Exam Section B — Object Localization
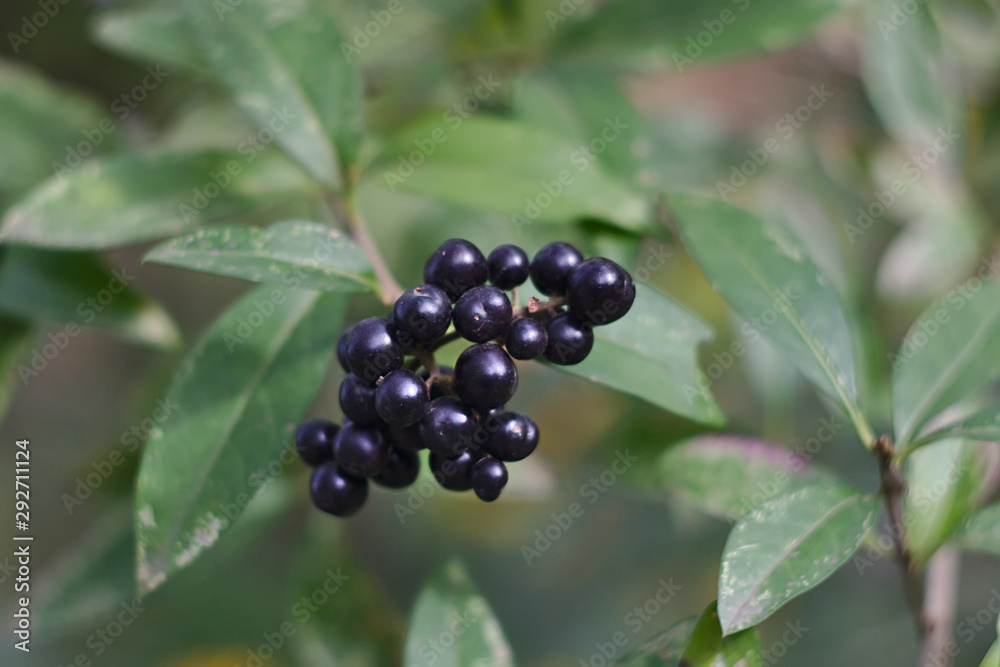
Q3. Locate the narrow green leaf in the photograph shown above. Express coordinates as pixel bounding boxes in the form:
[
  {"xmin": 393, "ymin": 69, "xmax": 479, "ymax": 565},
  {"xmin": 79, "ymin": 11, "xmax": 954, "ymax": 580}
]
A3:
[
  {"xmin": 1, "ymin": 150, "xmax": 311, "ymax": 250},
  {"xmin": 91, "ymin": 4, "xmax": 207, "ymax": 74},
  {"xmin": 891, "ymin": 278, "xmax": 1000, "ymax": 447},
  {"xmin": 912, "ymin": 407, "xmax": 1000, "ymax": 450},
  {"xmin": 0, "ymin": 316, "xmax": 33, "ymax": 421},
  {"xmin": 135, "ymin": 285, "xmax": 346, "ymax": 596},
  {"xmin": 404, "ymin": 561, "xmax": 515, "ymax": 667},
  {"xmin": 555, "ymin": 283, "xmax": 723, "ymax": 426},
  {"xmin": 956, "ymin": 504, "xmax": 1000, "ymax": 557},
  {"xmin": 659, "ymin": 435, "xmax": 835, "ymax": 521},
  {"xmin": 145, "ymin": 221, "xmax": 376, "ymax": 292},
  {"xmin": 381, "ymin": 115, "xmax": 649, "ymax": 230},
  {"xmin": 612, "ymin": 617, "xmax": 697, "ymax": 667},
  {"xmin": 670, "ymin": 193, "xmax": 866, "ymax": 437},
  {"xmin": 681, "ymin": 601, "xmax": 762, "ymax": 667},
  {"xmin": 0, "ymin": 248, "xmax": 179, "ymax": 348},
  {"xmin": 181, "ymin": 0, "xmax": 364, "ymax": 188},
  {"xmin": 718, "ymin": 484, "xmax": 878, "ymax": 635},
  {"xmin": 982, "ymin": 618, "xmax": 1000, "ymax": 667}
]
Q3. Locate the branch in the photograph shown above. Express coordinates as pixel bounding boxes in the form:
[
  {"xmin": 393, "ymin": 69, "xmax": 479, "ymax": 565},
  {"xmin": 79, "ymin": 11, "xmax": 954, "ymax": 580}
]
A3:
[
  {"xmin": 325, "ymin": 193, "xmax": 404, "ymax": 305},
  {"xmin": 919, "ymin": 546, "xmax": 961, "ymax": 667}
]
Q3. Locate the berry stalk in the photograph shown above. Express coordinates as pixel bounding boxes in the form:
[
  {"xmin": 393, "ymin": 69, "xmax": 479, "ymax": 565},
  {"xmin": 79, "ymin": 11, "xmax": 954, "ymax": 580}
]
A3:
[{"xmin": 325, "ymin": 192, "xmax": 404, "ymax": 305}]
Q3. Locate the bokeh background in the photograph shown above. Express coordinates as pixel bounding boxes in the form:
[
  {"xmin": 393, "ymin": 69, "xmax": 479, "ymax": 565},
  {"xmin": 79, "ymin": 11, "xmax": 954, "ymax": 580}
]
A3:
[{"xmin": 1, "ymin": 0, "xmax": 1000, "ymax": 665}]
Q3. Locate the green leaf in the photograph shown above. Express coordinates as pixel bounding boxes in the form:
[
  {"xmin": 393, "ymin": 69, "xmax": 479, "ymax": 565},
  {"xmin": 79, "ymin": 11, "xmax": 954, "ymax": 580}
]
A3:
[
  {"xmin": 904, "ymin": 439, "xmax": 992, "ymax": 562},
  {"xmin": 0, "ymin": 248, "xmax": 180, "ymax": 348},
  {"xmin": 145, "ymin": 220, "xmax": 376, "ymax": 292},
  {"xmin": 404, "ymin": 561, "xmax": 515, "ymax": 667},
  {"xmin": 91, "ymin": 4, "xmax": 207, "ymax": 74},
  {"xmin": 955, "ymin": 504, "xmax": 1000, "ymax": 557},
  {"xmin": 1, "ymin": 150, "xmax": 311, "ymax": 250},
  {"xmin": 912, "ymin": 406, "xmax": 1000, "ymax": 449},
  {"xmin": 681, "ymin": 601, "xmax": 762, "ymax": 667},
  {"xmin": 0, "ymin": 316, "xmax": 33, "ymax": 421},
  {"xmin": 181, "ymin": 0, "xmax": 363, "ymax": 189},
  {"xmin": 669, "ymin": 193, "xmax": 867, "ymax": 438},
  {"xmin": 555, "ymin": 283, "xmax": 723, "ymax": 426},
  {"xmin": 612, "ymin": 617, "xmax": 697, "ymax": 667},
  {"xmin": 891, "ymin": 278, "xmax": 1000, "ymax": 448},
  {"xmin": 659, "ymin": 435, "xmax": 834, "ymax": 521},
  {"xmin": 381, "ymin": 115, "xmax": 648, "ymax": 230},
  {"xmin": 718, "ymin": 484, "xmax": 878, "ymax": 635},
  {"xmin": 135, "ymin": 285, "xmax": 346, "ymax": 596},
  {"xmin": 982, "ymin": 618, "xmax": 1000, "ymax": 667}
]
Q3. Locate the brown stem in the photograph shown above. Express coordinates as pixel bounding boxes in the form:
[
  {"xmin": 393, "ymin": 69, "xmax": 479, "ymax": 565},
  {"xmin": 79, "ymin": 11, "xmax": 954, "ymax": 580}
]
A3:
[{"xmin": 325, "ymin": 193, "xmax": 404, "ymax": 305}]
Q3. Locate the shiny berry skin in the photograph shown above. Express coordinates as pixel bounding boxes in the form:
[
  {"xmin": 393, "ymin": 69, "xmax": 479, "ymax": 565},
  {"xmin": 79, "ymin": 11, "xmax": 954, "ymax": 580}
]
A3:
[
  {"xmin": 453, "ymin": 343, "xmax": 518, "ymax": 409},
  {"xmin": 471, "ymin": 457, "xmax": 508, "ymax": 502},
  {"xmin": 375, "ymin": 369, "xmax": 429, "ymax": 426},
  {"xmin": 544, "ymin": 313, "xmax": 594, "ymax": 365},
  {"xmin": 336, "ymin": 325, "xmax": 354, "ymax": 372},
  {"xmin": 310, "ymin": 462, "xmax": 368, "ymax": 517},
  {"xmin": 504, "ymin": 317, "xmax": 548, "ymax": 360},
  {"xmin": 333, "ymin": 422, "xmax": 391, "ymax": 478},
  {"xmin": 567, "ymin": 257, "xmax": 636, "ymax": 325},
  {"xmin": 373, "ymin": 447, "xmax": 421, "ymax": 489},
  {"xmin": 453, "ymin": 286, "xmax": 513, "ymax": 343},
  {"xmin": 429, "ymin": 449, "xmax": 484, "ymax": 491},
  {"xmin": 347, "ymin": 317, "xmax": 404, "ymax": 385},
  {"xmin": 424, "ymin": 239, "xmax": 488, "ymax": 301},
  {"xmin": 339, "ymin": 374, "xmax": 379, "ymax": 424},
  {"xmin": 487, "ymin": 244, "xmax": 530, "ymax": 290},
  {"xmin": 530, "ymin": 242, "xmax": 583, "ymax": 296},
  {"xmin": 295, "ymin": 418, "xmax": 339, "ymax": 466},
  {"xmin": 419, "ymin": 396, "xmax": 478, "ymax": 456},
  {"xmin": 392, "ymin": 284, "xmax": 452, "ymax": 345},
  {"xmin": 385, "ymin": 423, "xmax": 425, "ymax": 451},
  {"xmin": 483, "ymin": 410, "xmax": 539, "ymax": 461}
]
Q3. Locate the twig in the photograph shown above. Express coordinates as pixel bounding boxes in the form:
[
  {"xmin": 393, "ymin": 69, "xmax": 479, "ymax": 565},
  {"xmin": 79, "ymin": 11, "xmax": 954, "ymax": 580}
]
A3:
[
  {"xmin": 325, "ymin": 193, "xmax": 404, "ymax": 305},
  {"xmin": 919, "ymin": 546, "xmax": 961, "ymax": 667}
]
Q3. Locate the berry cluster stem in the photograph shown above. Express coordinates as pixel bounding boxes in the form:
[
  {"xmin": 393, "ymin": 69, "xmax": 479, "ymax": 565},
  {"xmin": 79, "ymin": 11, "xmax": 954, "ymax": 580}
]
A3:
[{"xmin": 325, "ymin": 192, "xmax": 404, "ymax": 305}]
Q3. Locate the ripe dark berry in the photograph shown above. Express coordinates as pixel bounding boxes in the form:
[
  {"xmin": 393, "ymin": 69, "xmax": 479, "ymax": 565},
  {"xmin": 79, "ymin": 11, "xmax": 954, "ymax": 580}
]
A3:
[
  {"xmin": 339, "ymin": 374, "xmax": 379, "ymax": 424},
  {"xmin": 504, "ymin": 317, "xmax": 548, "ymax": 360},
  {"xmin": 424, "ymin": 239, "xmax": 488, "ymax": 301},
  {"xmin": 429, "ymin": 449, "xmax": 484, "ymax": 491},
  {"xmin": 567, "ymin": 257, "xmax": 636, "ymax": 325},
  {"xmin": 333, "ymin": 422, "xmax": 391, "ymax": 478},
  {"xmin": 453, "ymin": 343, "xmax": 518, "ymax": 409},
  {"xmin": 530, "ymin": 242, "xmax": 583, "ymax": 296},
  {"xmin": 419, "ymin": 396, "xmax": 478, "ymax": 456},
  {"xmin": 392, "ymin": 284, "xmax": 452, "ymax": 344},
  {"xmin": 487, "ymin": 244, "xmax": 530, "ymax": 290},
  {"xmin": 544, "ymin": 313, "xmax": 594, "ymax": 365},
  {"xmin": 484, "ymin": 410, "xmax": 539, "ymax": 461},
  {"xmin": 336, "ymin": 325, "xmax": 354, "ymax": 372},
  {"xmin": 375, "ymin": 369, "xmax": 429, "ymax": 426},
  {"xmin": 310, "ymin": 462, "xmax": 368, "ymax": 517},
  {"xmin": 295, "ymin": 418, "xmax": 339, "ymax": 466},
  {"xmin": 385, "ymin": 422, "xmax": 425, "ymax": 451},
  {"xmin": 347, "ymin": 317, "xmax": 403, "ymax": 384},
  {"xmin": 471, "ymin": 457, "xmax": 508, "ymax": 502},
  {"xmin": 373, "ymin": 447, "xmax": 421, "ymax": 489},
  {"xmin": 453, "ymin": 285, "xmax": 513, "ymax": 343}
]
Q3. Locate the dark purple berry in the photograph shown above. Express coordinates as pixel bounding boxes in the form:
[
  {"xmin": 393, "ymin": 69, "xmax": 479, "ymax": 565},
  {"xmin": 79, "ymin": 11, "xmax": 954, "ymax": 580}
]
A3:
[
  {"xmin": 484, "ymin": 410, "xmax": 539, "ymax": 461},
  {"xmin": 336, "ymin": 326, "xmax": 354, "ymax": 372},
  {"xmin": 530, "ymin": 242, "xmax": 583, "ymax": 296},
  {"xmin": 487, "ymin": 244, "xmax": 529, "ymax": 290},
  {"xmin": 347, "ymin": 317, "xmax": 404, "ymax": 385},
  {"xmin": 429, "ymin": 449, "xmax": 484, "ymax": 491},
  {"xmin": 567, "ymin": 257, "xmax": 636, "ymax": 325},
  {"xmin": 471, "ymin": 457, "xmax": 508, "ymax": 502},
  {"xmin": 544, "ymin": 313, "xmax": 593, "ymax": 365},
  {"xmin": 375, "ymin": 369, "xmax": 429, "ymax": 426},
  {"xmin": 453, "ymin": 285, "xmax": 513, "ymax": 343},
  {"xmin": 453, "ymin": 343, "xmax": 518, "ymax": 409},
  {"xmin": 373, "ymin": 447, "xmax": 421, "ymax": 489},
  {"xmin": 310, "ymin": 462, "xmax": 368, "ymax": 517},
  {"xmin": 424, "ymin": 239, "xmax": 488, "ymax": 301},
  {"xmin": 333, "ymin": 422, "xmax": 390, "ymax": 478},
  {"xmin": 504, "ymin": 318, "xmax": 548, "ymax": 360},
  {"xmin": 392, "ymin": 284, "xmax": 452, "ymax": 344},
  {"xmin": 339, "ymin": 374, "xmax": 379, "ymax": 424},
  {"xmin": 295, "ymin": 418, "xmax": 339, "ymax": 466},
  {"xmin": 419, "ymin": 396, "xmax": 478, "ymax": 456},
  {"xmin": 385, "ymin": 423, "xmax": 425, "ymax": 451}
]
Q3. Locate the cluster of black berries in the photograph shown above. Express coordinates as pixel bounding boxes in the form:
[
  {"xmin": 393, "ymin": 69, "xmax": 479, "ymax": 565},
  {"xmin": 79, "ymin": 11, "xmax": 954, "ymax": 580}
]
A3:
[{"xmin": 294, "ymin": 240, "xmax": 635, "ymax": 517}]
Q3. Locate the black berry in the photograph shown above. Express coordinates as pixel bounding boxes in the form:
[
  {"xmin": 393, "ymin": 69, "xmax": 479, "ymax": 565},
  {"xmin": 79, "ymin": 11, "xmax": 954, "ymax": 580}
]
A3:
[
  {"xmin": 424, "ymin": 239, "xmax": 488, "ymax": 301},
  {"xmin": 484, "ymin": 410, "xmax": 539, "ymax": 461},
  {"xmin": 375, "ymin": 369, "xmax": 429, "ymax": 426},
  {"xmin": 294, "ymin": 418, "xmax": 339, "ymax": 466},
  {"xmin": 310, "ymin": 462, "xmax": 368, "ymax": 517},
  {"xmin": 567, "ymin": 257, "xmax": 636, "ymax": 325},
  {"xmin": 453, "ymin": 285, "xmax": 513, "ymax": 343},
  {"xmin": 336, "ymin": 325, "xmax": 354, "ymax": 372},
  {"xmin": 530, "ymin": 242, "xmax": 583, "ymax": 296},
  {"xmin": 419, "ymin": 396, "xmax": 478, "ymax": 456},
  {"xmin": 373, "ymin": 447, "xmax": 421, "ymax": 489},
  {"xmin": 453, "ymin": 343, "xmax": 518, "ymax": 409},
  {"xmin": 429, "ymin": 449, "xmax": 484, "ymax": 491},
  {"xmin": 505, "ymin": 317, "xmax": 548, "ymax": 360},
  {"xmin": 487, "ymin": 244, "xmax": 530, "ymax": 290},
  {"xmin": 544, "ymin": 313, "xmax": 594, "ymax": 365},
  {"xmin": 471, "ymin": 457, "xmax": 508, "ymax": 502},
  {"xmin": 339, "ymin": 374, "xmax": 379, "ymax": 424},
  {"xmin": 347, "ymin": 317, "xmax": 404, "ymax": 384},
  {"xmin": 333, "ymin": 422, "xmax": 391, "ymax": 478},
  {"xmin": 392, "ymin": 284, "xmax": 452, "ymax": 344},
  {"xmin": 385, "ymin": 423, "xmax": 425, "ymax": 451}
]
